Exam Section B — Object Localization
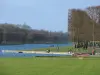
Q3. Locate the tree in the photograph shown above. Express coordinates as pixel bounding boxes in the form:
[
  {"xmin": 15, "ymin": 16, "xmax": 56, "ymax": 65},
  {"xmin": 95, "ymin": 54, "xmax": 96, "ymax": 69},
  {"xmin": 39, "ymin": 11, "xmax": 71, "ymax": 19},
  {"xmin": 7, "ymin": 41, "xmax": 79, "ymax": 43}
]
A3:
[
  {"xmin": 70, "ymin": 9, "xmax": 85, "ymax": 42},
  {"xmin": 0, "ymin": 23, "xmax": 68, "ymax": 44},
  {"xmin": 86, "ymin": 6, "xmax": 100, "ymax": 24},
  {"xmin": 0, "ymin": 28, "xmax": 3, "ymax": 44},
  {"xmin": 68, "ymin": 6, "xmax": 100, "ymax": 43},
  {"xmin": 86, "ymin": 6, "xmax": 100, "ymax": 42},
  {"xmin": 21, "ymin": 22, "xmax": 31, "ymax": 30}
]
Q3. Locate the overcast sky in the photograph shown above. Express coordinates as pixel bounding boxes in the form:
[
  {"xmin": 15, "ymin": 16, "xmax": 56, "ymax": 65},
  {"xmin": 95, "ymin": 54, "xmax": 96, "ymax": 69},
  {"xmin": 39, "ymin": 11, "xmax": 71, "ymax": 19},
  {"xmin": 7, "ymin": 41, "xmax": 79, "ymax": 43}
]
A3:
[{"xmin": 0, "ymin": 0, "xmax": 100, "ymax": 32}]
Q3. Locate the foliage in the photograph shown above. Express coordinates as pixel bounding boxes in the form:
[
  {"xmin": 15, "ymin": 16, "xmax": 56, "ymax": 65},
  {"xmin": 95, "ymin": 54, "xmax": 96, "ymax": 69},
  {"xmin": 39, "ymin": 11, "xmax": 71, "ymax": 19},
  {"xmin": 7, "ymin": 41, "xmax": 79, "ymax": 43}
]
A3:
[
  {"xmin": 68, "ymin": 6, "xmax": 100, "ymax": 42},
  {"xmin": 1, "ymin": 57, "xmax": 100, "ymax": 75},
  {"xmin": 0, "ymin": 23, "xmax": 68, "ymax": 44}
]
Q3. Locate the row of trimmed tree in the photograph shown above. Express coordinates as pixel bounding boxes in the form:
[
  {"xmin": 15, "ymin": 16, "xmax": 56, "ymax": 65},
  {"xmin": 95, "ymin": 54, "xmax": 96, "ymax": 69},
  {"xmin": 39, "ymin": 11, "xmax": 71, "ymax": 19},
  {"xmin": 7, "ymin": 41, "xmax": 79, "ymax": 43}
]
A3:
[{"xmin": 68, "ymin": 6, "xmax": 100, "ymax": 47}]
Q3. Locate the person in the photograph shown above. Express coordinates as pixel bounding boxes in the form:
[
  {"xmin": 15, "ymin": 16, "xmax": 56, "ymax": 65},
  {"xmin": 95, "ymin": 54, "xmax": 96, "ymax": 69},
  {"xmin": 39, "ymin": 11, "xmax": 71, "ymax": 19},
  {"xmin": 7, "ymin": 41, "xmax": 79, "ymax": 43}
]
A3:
[
  {"xmin": 46, "ymin": 49, "xmax": 50, "ymax": 53},
  {"xmin": 56, "ymin": 44, "xmax": 59, "ymax": 52},
  {"xmin": 68, "ymin": 49, "xmax": 72, "ymax": 54},
  {"xmin": 68, "ymin": 50, "xmax": 71, "ymax": 54},
  {"xmin": 48, "ymin": 49, "xmax": 50, "ymax": 53},
  {"xmin": 92, "ymin": 48, "xmax": 95, "ymax": 55},
  {"xmin": 75, "ymin": 43, "xmax": 77, "ymax": 48}
]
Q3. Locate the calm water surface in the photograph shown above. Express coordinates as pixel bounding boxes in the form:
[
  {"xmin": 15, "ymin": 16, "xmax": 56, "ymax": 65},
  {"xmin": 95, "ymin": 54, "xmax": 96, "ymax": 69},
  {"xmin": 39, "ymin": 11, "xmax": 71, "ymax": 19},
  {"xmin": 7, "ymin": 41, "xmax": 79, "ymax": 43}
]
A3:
[{"xmin": 0, "ymin": 43, "xmax": 72, "ymax": 50}]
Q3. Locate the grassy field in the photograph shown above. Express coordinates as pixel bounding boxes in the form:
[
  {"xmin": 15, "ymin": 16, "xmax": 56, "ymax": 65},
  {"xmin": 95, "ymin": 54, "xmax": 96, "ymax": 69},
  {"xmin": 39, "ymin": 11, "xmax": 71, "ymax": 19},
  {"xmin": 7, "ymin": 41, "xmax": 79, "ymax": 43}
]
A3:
[
  {"xmin": 0, "ymin": 46, "xmax": 97, "ymax": 75},
  {"xmin": 0, "ymin": 57, "xmax": 100, "ymax": 75},
  {"xmin": 27, "ymin": 46, "xmax": 88, "ymax": 53},
  {"xmin": 32, "ymin": 46, "xmax": 74, "ymax": 52}
]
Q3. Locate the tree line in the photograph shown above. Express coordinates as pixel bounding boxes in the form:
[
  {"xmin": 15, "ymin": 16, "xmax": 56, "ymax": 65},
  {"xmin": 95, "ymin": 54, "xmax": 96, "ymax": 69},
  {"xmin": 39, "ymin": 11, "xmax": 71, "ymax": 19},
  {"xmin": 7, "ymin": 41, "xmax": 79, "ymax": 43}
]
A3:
[
  {"xmin": 0, "ymin": 23, "xmax": 68, "ymax": 45},
  {"xmin": 68, "ymin": 6, "xmax": 100, "ymax": 50}
]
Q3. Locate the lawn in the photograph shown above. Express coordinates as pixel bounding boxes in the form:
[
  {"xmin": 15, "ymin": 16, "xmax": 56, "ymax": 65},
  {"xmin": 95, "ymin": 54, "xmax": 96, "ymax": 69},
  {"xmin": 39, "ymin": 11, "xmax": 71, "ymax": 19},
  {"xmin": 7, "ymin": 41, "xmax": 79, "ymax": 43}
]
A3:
[
  {"xmin": 33, "ymin": 46, "xmax": 74, "ymax": 52},
  {"xmin": 22, "ymin": 46, "xmax": 73, "ymax": 52},
  {"xmin": 27, "ymin": 46, "xmax": 88, "ymax": 53},
  {"xmin": 0, "ymin": 57, "xmax": 100, "ymax": 75}
]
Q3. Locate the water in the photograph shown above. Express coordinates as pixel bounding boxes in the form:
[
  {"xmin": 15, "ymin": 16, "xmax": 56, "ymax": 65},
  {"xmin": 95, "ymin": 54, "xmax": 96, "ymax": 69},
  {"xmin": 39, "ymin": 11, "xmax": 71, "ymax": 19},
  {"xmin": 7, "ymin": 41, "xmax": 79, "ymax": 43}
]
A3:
[
  {"xmin": 0, "ymin": 43, "xmax": 72, "ymax": 57},
  {"xmin": 0, "ymin": 43, "xmax": 72, "ymax": 50},
  {"xmin": 0, "ymin": 53, "xmax": 72, "ymax": 57}
]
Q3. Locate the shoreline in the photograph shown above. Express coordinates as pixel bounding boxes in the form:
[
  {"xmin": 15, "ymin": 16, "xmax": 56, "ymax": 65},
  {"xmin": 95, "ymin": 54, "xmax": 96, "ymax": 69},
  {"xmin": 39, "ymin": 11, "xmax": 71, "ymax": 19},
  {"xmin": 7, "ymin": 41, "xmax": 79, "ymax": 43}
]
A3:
[{"xmin": 1, "ymin": 50, "xmax": 73, "ymax": 55}]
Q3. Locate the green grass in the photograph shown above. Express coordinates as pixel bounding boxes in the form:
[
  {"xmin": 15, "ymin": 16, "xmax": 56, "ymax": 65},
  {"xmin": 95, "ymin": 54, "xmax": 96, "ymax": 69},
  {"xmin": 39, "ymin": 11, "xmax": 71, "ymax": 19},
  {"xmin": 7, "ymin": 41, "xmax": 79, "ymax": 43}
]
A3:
[
  {"xmin": 0, "ymin": 46, "xmax": 94, "ymax": 75},
  {"xmin": 24, "ymin": 46, "xmax": 88, "ymax": 53},
  {"xmin": 0, "ymin": 57, "xmax": 100, "ymax": 75},
  {"xmin": 33, "ymin": 46, "xmax": 74, "ymax": 52},
  {"xmin": 22, "ymin": 46, "xmax": 74, "ymax": 52}
]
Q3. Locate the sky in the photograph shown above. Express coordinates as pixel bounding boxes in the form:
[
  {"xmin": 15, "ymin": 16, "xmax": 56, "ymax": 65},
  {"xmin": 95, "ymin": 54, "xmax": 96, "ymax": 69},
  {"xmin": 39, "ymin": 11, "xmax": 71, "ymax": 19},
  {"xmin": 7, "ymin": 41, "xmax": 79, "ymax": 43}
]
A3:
[{"xmin": 0, "ymin": 0, "xmax": 100, "ymax": 32}]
